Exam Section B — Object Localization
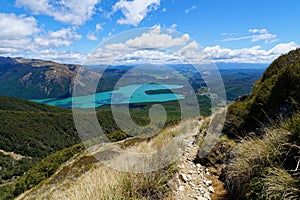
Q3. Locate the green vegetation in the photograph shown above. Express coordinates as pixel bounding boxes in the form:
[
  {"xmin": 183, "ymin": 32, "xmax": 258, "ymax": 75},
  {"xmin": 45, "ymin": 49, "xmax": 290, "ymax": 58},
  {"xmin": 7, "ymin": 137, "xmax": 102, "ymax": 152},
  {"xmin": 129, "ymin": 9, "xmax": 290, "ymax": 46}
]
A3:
[
  {"xmin": 0, "ymin": 57, "xmax": 100, "ymax": 99},
  {"xmin": 0, "ymin": 95, "xmax": 65, "ymax": 112},
  {"xmin": 224, "ymin": 49, "xmax": 300, "ymax": 137},
  {"xmin": 0, "ymin": 153, "xmax": 37, "ymax": 184},
  {"xmin": 0, "ymin": 143, "xmax": 85, "ymax": 199},
  {"xmin": 225, "ymin": 114, "xmax": 300, "ymax": 200},
  {"xmin": 0, "ymin": 111, "xmax": 80, "ymax": 158},
  {"xmin": 194, "ymin": 49, "xmax": 300, "ymax": 200},
  {"xmin": 220, "ymin": 69, "xmax": 264, "ymax": 101},
  {"xmin": 10, "ymin": 119, "xmax": 198, "ymax": 200},
  {"xmin": 207, "ymin": 49, "xmax": 300, "ymax": 200}
]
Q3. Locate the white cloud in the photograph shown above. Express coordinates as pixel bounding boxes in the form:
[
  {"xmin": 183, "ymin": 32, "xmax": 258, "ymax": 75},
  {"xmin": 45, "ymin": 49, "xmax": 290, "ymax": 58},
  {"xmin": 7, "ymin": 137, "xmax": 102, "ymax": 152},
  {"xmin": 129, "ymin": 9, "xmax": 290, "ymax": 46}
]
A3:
[
  {"xmin": 223, "ymin": 28, "xmax": 278, "ymax": 43},
  {"xmin": 196, "ymin": 42, "xmax": 299, "ymax": 63},
  {"xmin": 185, "ymin": 5, "xmax": 197, "ymax": 14},
  {"xmin": 16, "ymin": 0, "xmax": 101, "ymax": 26},
  {"xmin": 0, "ymin": 13, "xmax": 39, "ymax": 53},
  {"xmin": 0, "ymin": 13, "xmax": 39, "ymax": 40},
  {"xmin": 86, "ymin": 26, "xmax": 191, "ymax": 64},
  {"xmin": 34, "ymin": 28, "xmax": 82, "ymax": 48},
  {"xmin": 0, "ymin": 13, "xmax": 83, "ymax": 62},
  {"xmin": 86, "ymin": 23, "xmax": 104, "ymax": 41},
  {"xmin": 35, "ymin": 49, "xmax": 84, "ymax": 63},
  {"xmin": 113, "ymin": 0, "xmax": 160, "ymax": 26},
  {"xmin": 268, "ymin": 42, "xmax": 299, "ymax": 54},
  {"xmin": 86, "ymin": 26, "xmax": 299, "ymax": 65},
  {"xmin": 104, "ymin": 25, "xmax": 190, "ymax": 51},
  {"xmin": 170, "ymin": 24, "xmax": 177, "ymax": 31}
]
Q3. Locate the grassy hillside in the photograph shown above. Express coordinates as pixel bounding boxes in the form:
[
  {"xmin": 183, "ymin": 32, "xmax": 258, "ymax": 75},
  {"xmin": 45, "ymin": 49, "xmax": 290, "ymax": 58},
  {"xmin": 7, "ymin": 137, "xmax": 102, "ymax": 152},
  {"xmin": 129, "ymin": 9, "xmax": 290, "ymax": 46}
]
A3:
[
  {"xmin": 223, "ymin": 48, "xmax": 300, "ymax": 137},
  {"xmin": 197, "ymin": 49, "xmax": 300, "ymax": 200},
  {"xmin": 0, "ymin": 94, "xmax": 195, "ymax": 199},
  {"xmin": 0, "ymin": 95, "xmax": 82, "ymax": 197},
  {"xmin": 225, "ymin": 113, "xmax": 300, "ymax": 200},
  {"xmin": 0, "ymin": 95, "xmax": 66, "ymax": 112},
  {"xmin": 0, "ymin": 95, "xmax": 122, "ymax": 199},
  {"xmin": 13, "ymin": 119, "xmax": 199, "ymax": 200}
]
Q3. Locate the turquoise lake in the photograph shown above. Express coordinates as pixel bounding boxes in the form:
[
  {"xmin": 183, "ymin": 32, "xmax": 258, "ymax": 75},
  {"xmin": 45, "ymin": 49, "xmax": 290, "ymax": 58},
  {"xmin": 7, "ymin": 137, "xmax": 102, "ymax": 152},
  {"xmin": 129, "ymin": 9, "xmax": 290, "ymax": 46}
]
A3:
[{"xmin": 33, "ymin": 84, "xmax": 184, "ymax": 108}]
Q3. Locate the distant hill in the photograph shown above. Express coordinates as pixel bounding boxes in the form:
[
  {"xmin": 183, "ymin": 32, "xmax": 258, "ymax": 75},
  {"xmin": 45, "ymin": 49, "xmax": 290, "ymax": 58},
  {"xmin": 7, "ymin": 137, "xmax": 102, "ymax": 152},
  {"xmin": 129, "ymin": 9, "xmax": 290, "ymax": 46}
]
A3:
[
  {"xmin": 0, "ymin": 95, "xmax": 80, "ymax": 158},
  {"xmin": 0, "ymin": 95, "xmax": 65, "ymax": 112},
  {"xmin": 223, "ymin": 48, "xmax": 300, "ymax": 137},
  {"xmin": 0, "ymin": 57, "xmax": 100, "ymax": 99}
]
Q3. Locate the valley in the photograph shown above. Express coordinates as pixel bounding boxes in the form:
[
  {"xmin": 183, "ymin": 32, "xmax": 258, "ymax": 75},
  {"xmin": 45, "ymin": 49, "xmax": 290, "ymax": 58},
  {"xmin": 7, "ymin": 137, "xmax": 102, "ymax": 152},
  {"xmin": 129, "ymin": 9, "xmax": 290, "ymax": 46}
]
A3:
[{"xmin": 0, "ymin": 53, "xmax": 297, "ymax": 200}]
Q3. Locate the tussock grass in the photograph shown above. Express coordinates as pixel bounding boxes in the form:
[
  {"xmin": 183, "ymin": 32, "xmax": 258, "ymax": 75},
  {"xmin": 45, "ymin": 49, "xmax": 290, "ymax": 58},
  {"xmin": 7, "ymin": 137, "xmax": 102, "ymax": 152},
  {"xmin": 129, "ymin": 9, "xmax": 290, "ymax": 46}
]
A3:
[
  {"xmin": 17, "ymin": 119, "xmax": 200, "ymax": 200},
  {"xmin": 263, "ymin": 167, "xmax": 300, "ymax": 200},
  {"xmin": 225, "ymin": 128, "xmax": 293, "ymax": 199}
]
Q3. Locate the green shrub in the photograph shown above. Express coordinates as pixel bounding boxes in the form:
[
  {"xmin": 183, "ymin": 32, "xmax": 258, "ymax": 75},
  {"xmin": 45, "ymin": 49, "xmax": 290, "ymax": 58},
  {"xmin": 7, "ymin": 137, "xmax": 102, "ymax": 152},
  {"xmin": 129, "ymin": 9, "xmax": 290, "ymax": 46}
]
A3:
[{"xmin": 12, "ymin": 143, "xmax": 84, "ymax": 198}]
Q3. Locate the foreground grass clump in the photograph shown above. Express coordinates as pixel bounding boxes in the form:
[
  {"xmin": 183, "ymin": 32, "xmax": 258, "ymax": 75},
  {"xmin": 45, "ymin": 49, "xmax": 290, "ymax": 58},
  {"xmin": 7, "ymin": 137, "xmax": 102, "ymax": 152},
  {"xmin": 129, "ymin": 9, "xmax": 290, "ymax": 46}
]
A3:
[
  {"xmin": 225, "ymin": 116, "xmax": 300, "ymax": 200},
  {"xmin": 50, "ymin": 163, "xmax": 176, "ymax": 200},
  {"xmin": 262, "ymin": 167, "xmax": 300, "ymax": 200}
]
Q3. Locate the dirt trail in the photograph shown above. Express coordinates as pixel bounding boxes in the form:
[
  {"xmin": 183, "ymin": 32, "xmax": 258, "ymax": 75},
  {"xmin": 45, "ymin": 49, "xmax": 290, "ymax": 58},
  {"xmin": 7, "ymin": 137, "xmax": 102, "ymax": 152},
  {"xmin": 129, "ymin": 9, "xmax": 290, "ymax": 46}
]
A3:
[{"xmin": 169, "ymin": 120, "xmax": 214, "ymax": 200}]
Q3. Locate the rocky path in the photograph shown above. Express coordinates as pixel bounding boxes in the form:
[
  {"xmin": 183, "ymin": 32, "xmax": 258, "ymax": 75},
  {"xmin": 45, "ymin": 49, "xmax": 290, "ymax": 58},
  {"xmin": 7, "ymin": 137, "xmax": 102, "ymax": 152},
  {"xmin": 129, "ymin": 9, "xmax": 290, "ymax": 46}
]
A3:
[{"xmin": 169, "ymin": 120, "xmax": 214, "ymax": 200}]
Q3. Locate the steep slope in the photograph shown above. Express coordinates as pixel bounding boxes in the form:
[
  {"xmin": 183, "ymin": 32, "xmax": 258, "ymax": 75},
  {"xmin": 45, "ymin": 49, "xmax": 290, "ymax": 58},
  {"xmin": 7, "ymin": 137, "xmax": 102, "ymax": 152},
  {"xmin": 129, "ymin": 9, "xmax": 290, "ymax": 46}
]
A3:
[
  {"xmin": 13, "ymin": 119, "xmax": 214, "ymax": 200},
  {"xmin": 223, "ymin": 48, "xmax": 300, "ymax": 137},
  {"xmin": 0, "ymin": 95, "xmax": 161, "ymax": 200},
  {"xmin": 0, "ymin": 95, "xmax": 81, "ymax": 193},
  {"xmin": 210, "ymin": 49, "xmax": 300, "ymax": 199},
  {"xmin": 0, "ymin": 95, "xmax": 66, "ymax": 112},
  {"xmin": 0, "ymin": 57, "xmax": 100, "ymax": 99}
]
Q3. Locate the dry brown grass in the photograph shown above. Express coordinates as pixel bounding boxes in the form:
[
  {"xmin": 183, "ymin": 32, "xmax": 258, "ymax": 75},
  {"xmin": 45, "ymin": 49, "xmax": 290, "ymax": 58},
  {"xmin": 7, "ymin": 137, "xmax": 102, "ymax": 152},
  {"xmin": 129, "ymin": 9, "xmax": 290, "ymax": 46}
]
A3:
[
  {"xmin": 17, "ymin": 119, "xmax": 201, "ymax": 200},
  {"xmin": 225, "ymin": 128, "xmax": 292, "ymax": 199},
  {"xmin": 263, "ymin": 167, "xmax": 300, "ymax": 200}
]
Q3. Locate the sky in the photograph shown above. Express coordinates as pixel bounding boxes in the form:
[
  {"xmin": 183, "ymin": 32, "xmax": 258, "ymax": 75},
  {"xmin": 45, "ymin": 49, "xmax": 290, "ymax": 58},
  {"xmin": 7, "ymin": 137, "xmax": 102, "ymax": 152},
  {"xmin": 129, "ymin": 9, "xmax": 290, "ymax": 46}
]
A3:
[{"xmin": 0, "ymin": 0, "xmax": 299, "ymax": 64}]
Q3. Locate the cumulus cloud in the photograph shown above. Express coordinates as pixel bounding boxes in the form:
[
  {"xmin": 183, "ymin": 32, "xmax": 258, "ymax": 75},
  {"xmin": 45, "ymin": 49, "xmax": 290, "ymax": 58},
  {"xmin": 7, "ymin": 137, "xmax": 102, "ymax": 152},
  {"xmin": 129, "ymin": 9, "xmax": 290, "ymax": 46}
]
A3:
[
  {"xmin": 113, "ymin": 0, "xmax": 160, "ymax": 26},
  {"xmin": 0, "ymin": 13, "xmax": 84, "ymax": 63},
  {"xmin": 35, "ymin": 49, "xmax": 84, "ymax": 63},
  {"xmin": 223, "ymin": 28, "xmax": 278, "ymax": 43},
  {"xmin": 0, "ymin": 13, "xmax": 39, "ymax": 53},
  {"xmin": 198, "ymin": 42, "xmax": 299, "ymax": 63},
  {"xmin": 16, "ymin": 0, "xmax": 100, "ymax": 26},
  {"xmin": 185, "ymin": 5, "xmax": 197, "ymax": 14},
  {"xmin": 87, "ymin": 23, "xmax": 104, "ymax": 41},
  {"xmin": 104, "ymin": 25, "xmax": 190, "ymax": 51},
  {"xmin": 0, "ymin": 13, "xmax": 39, "ymax": 40},
  {"xmin": 34, "ymin": 28, "xmax": 82, "ymax": 48}
]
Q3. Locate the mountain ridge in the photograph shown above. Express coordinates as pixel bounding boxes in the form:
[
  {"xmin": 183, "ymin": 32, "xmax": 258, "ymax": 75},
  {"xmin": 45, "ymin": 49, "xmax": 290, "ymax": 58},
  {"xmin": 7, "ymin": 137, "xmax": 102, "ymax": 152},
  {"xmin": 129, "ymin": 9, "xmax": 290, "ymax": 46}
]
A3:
[{"xmin": 0, "ymin": 56, "xmax": 100, "ymax": 99}]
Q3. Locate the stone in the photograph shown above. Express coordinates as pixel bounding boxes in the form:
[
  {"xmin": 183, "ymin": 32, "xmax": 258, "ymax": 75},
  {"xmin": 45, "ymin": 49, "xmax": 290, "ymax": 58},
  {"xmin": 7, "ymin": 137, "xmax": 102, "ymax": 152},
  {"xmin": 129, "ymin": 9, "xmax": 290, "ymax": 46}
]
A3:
[
  {"xmin": 189, "ymin": 182, "xmax": 196, "ymax": 187},
  {"xmin": 179, "ymin": 185, "xmax": 185, "ymax": 191},
  {"xmin": 186, "ymin": 174, "xmax": 192, "ymax": 180},
  {"xmin": 204, "ymin": 180, "xmax": 212, "ymax": 186},
  {"xmin": 180, "ymin": 174, "xmax": 189, "ymax": 182},
  {"xmin": 208, "ymin": 186, "xmax": 215, "ymax": 193},
  {"xmin": 204, "ymin": 192, "xmax": 211, "ymax": 200},
  {"xmin": 178, "ymin": 164, "xmax": 184, "ymax": 169}
]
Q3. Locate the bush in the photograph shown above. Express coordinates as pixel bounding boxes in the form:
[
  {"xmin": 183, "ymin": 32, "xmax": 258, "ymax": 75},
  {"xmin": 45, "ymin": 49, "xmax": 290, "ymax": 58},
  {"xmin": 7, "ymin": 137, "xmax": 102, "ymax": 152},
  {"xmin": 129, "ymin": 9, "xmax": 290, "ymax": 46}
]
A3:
[{"xmin": 12, "ymin": 143, "xmax": 84, "ymax": 198}]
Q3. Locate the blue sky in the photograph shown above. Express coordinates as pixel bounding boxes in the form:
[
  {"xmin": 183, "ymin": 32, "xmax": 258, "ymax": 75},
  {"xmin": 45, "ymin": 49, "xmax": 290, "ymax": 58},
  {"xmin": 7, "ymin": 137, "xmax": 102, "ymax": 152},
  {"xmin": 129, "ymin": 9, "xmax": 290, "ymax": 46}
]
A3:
[{"xmin": 0, "ymin": 0, "xmax": 299, "ymax": 64}]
